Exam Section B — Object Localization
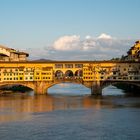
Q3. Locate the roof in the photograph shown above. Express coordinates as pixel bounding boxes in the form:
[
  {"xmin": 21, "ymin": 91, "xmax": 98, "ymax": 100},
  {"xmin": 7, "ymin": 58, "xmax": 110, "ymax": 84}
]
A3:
[
  {"xmin": 0, "ymin": 44, "xmax": 15, "ymax": 51},
  {"xmin": 16, "ymin": 51, "xmax": 29, "ymax": 56},
  {"xmin": 135, "ymin": 40, "xmax": 140, "ymax": 44},
  {"xmin": 0, "ymin": 44, "xmax": 29, "ymax": 57}
]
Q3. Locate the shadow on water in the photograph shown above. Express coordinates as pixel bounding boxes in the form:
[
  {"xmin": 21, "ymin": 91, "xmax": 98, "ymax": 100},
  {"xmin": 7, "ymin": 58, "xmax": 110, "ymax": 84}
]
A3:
[{"xmin": 0, "ymin": 85, "xmax": 33, "ymax": 95}]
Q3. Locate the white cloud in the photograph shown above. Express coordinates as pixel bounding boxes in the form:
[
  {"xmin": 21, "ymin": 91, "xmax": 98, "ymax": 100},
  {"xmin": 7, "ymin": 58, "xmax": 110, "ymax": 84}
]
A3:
[
  {"xmin": 85, "ymin": 35, "xmax": 92, "ymax": 40},
  {"xmin": 97, "ymin": 33, "xmax": 112, "ymax": 39},
  {"xmin": 28, "ymin": 33, "xmax": 135, "ymax": 60},
  {"xmin": 53, "ymin": 35, "xmax": 80, "ymax": 51}
]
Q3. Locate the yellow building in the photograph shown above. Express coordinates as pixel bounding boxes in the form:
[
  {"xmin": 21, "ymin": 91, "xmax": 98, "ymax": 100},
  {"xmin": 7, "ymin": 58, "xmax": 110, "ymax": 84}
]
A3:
[
  {"xmin": 126, "ymin": 40, "xmax": 140, "ymax": 61},
  {"xmin": 34, "ymin": 66, "xmax": 53, "ymax": 81},
  {"xmin": 24, "ymin": 67, "xmax": 34, "ymax": 81}
]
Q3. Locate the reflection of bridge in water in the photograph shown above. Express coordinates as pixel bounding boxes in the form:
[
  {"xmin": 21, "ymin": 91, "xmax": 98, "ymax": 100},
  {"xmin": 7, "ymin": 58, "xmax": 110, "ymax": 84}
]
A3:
[{"xmin": 0, "ymin": 94, "xmax": 109, "ymax": 122}]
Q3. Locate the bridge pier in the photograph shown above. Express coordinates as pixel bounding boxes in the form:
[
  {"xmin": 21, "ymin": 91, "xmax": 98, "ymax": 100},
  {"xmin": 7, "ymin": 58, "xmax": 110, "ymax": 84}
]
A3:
[
  {"xmin": 91, "ymin": 81, "xmax": 102, "ymax": 95},
  {"xmin": 34, "ymin": 81, "xmax": 47, "ymax": 95}
]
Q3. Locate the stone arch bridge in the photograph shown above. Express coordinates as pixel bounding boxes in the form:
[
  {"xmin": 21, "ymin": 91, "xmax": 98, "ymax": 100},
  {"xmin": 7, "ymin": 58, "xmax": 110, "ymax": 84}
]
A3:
[
  {"xmin": 0, "ymin": 79, "xmax": 140, "ymax": 95},
  {"xmin": 0, "ymin": 61, "xmax": 140, "ymax": 95}
]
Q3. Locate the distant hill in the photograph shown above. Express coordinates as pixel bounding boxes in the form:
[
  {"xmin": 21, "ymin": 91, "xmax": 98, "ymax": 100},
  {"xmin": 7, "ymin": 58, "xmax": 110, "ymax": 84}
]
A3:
[{"xmin": 30, "ymin": 58, "xmax": 55, "ymax": 62}]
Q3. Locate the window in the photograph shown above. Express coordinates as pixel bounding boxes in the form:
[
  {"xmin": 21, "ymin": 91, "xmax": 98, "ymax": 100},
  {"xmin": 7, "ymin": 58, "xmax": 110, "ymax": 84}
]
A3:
[
  {"xmin": 55, "ymin": 64, "xmax": 63, "ymax": 68},
  {"xmin": 42, "ymin": 67, "xmax": 52, "ymax": 71},
  {"xmin": 65, "ymin": 64, "xmax": 73, "ymax": 68},
  {"xmin": 75, "ymin": 64, "xmax": 83, "ymax": 68},
  {"xmin": 113, "ymin": 72, "xmax": 116, "ymax": 75},
  {"xmin": 20, "ymin": 77, "xmax": 23, "ymax": 80}
]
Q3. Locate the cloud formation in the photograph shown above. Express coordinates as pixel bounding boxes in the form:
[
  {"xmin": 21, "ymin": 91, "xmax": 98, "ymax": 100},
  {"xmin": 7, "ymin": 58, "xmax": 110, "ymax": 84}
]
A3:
[
  {"xmin": 27, "ymin": 33, "xmax": 135, "ymax": 60},
  {"xmin": 97, "ymin": 33, "xmax": 112, "ymax": 39},
  {"xmin": 53, "ymin": 35, "xmax": 80, "ymax": 51}
]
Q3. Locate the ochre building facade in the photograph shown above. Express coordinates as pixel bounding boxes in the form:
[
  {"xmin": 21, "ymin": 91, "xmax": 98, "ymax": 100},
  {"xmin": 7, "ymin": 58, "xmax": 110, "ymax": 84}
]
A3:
[{"xmin": 0, "ymin": 61, "xmax": 139, "ymax": 95}]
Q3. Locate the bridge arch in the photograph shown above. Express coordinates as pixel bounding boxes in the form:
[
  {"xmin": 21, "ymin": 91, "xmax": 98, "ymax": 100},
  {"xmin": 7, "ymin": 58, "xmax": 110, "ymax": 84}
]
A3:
[
  {"xmin": 101, "ymin": 81, "xmax": 140, "ymax": 89},
  {"xmin": 55, "ymin": 70, "xmax": 64, "ymax": 79},
  {"xmin": 100, "ymin": 81, "xmax": 140, "ymax": 95},
  {"xmin": 65, "ymin": 70, "xmax": 74, "ymax": 77},
  {"xmin": 0, "ymin": 82, "xmax": 34, "ymax": 92},
  {"xmin": 75, "ymin": 70, "xmax": 83, "ymax": 77},
  {"xmin": 47, "ymin": 82, "xmax": 90, "ymax": 95}
]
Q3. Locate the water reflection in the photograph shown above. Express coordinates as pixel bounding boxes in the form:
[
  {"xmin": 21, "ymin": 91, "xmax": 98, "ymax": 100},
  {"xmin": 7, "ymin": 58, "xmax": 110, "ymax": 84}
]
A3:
[
  {"xmin": 48, "ymin": 83, "xmax": 90, "ymax": 96},
  {"xmin": 0, "ymin": 84, "xmax": 139, "ymax": 123}
]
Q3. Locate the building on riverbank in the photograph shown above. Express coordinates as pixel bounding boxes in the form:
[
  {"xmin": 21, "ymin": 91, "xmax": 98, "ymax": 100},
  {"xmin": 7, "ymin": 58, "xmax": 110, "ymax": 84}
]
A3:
[
  {"xmin": 125, "ymin": 40, "xmax": 140, "ymax": 61},
  {"xmin": 0, "ymin": 45, "xmax": 29, "ymax": 62}
]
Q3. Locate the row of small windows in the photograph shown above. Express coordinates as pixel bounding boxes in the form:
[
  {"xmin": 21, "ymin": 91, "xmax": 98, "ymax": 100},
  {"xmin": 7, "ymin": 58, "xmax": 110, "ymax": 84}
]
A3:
[
  {"xmin": 1, "ymin": 72, "xmax": 52, "ymax": 76},
  {"xmin": 0, "ymin": 68, "xmax": 52, "ymax": 72},
  {"xmin": 2, "ymin": 77, "xmax": 51, "ymax": 81},
  {"xmin": 41, "ymin": 73, "xmax": 52, "ymax": 75},
  {"xmin": 83, "ymin": 68, "xmax": 93, "ymax": 71},
  {"xmin": 24, "ymin": 73, "xmax": 34, "ymax": 75},
  {"xmin": 4, "ymin": 77, "xmax": 19, "ymax": 80},
  {"xmin": 83, "ymin": 72, "xmax": 106, "ymax": 75},
  {"xmin": 55, "ymin": 64, "xmax": 83, "ymax": 68},
  {"xmin": 36, "ymin": 72, "xmax": 52, "ymax": 75},
  {"xmin": 3, "ymin": 73, "xmax": 23, "ymax": 76},
  {"xmin": 83, "ymin": 73, "xmax": 93, "ymax": 75},
  {"xmin": 83, "ymin": 77, "xmax": 97, "ymax": 79},
  {"xmin": 42, "ymin": 77, "xmax": 51, "ymax": 79},
  {"xmin": 2, "ymin": 72, "xmax": 53, "ymax": 75},
  {"xmin": 25, "ymin": 77, "xmax": 33, "ymax": 80},
  {"xmin": 35, "ymin": 77, "xmax": 51, "ymax": 80}
]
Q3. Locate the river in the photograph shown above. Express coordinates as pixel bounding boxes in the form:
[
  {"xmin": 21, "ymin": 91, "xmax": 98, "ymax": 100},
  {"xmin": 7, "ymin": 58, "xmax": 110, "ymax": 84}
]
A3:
[{"xmin": 0, "ymin": 84, "xmax": 140, "ymax": 140}]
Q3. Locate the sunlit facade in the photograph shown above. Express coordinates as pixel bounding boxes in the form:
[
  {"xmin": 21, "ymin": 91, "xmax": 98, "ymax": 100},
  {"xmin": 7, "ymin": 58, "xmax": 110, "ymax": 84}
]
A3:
[
  {"xmin": 0, "ymin": 45, "xmax": 29, "ymax": 62},
  {"xmin": 126, "ymin": 40, "xmax": 140, "ymax": 61}
]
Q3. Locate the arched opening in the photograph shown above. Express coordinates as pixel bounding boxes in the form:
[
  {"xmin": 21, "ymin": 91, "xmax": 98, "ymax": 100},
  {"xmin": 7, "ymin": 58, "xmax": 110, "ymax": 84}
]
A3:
[
  {"xmin": 48, "ymin": 83, "xmax": 90, "ymax": 96},
  {"xmin": 0, "ymin": 84, "xmax": 33, "ymax": 94},
  {"xmin": 75, "ymin": 70, "xmax": 83, "ymax": 77},
  {"xmin": 65, "ymin": 70, "xmax": 74, "ymax": 78},
  {"xmin": 112, "ymin": 82, "xmax": 140, "ymax": 97},
  {"xmin": 55, "ymin": 70, "xmax": 64, "ymax": 79},
  {"xmin": 102, "ymin": 82, "xmax": 140, "ymax": 96},
  {"xmin": 102, "ymin": 85, "xmax": 125, "ymax": 96}
]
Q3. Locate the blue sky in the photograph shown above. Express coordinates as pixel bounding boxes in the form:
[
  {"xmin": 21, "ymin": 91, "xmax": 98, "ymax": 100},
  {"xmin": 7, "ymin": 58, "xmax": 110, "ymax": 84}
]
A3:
[{"xmin": 0, "ymin": 0, "xmax": 140, "ymax": 60}]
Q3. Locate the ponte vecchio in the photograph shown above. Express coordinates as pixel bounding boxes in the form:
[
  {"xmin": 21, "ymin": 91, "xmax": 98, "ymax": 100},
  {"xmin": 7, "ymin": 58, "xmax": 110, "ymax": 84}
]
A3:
[{"xmin": 0, "ymin": 41, "xmax": 140, "ymax": 95}]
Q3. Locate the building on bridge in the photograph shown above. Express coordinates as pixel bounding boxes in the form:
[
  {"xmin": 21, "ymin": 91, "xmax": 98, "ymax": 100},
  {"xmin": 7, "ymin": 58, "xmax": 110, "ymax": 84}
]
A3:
[
  {"xmin": 0, "ymin": 45, "xmax": 29, "ymax": 62},
  {"xmin": 0, "ymin": 61, "xmax": 140, "ymax": 95}
]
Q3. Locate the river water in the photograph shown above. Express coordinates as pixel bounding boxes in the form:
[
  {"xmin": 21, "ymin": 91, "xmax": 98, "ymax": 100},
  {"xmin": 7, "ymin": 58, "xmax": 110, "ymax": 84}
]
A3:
[{"xmin": 0, "ymin": 84, "xmax": 140, "ymax": 140}]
